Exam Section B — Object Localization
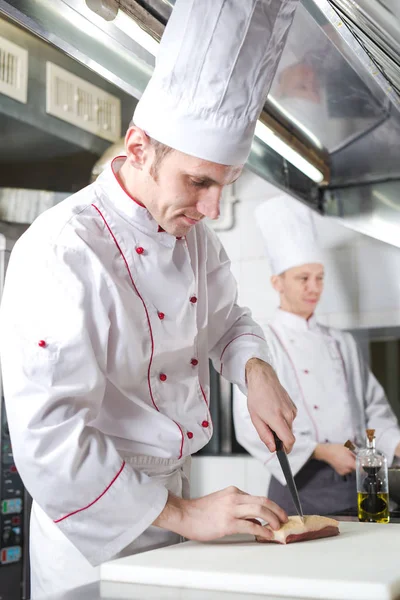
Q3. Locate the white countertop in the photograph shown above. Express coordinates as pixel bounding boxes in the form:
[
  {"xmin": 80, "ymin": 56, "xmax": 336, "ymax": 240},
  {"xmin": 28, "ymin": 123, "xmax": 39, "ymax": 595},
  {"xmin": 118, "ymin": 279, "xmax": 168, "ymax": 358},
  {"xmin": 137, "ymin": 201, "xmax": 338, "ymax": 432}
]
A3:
[
  {"xmin": 101, "ymin": 521, "xmax": 400, "ymax": 600},
  {"xmin": 37, "ymin": 581, "xmax": 327, "ymax": 600}
]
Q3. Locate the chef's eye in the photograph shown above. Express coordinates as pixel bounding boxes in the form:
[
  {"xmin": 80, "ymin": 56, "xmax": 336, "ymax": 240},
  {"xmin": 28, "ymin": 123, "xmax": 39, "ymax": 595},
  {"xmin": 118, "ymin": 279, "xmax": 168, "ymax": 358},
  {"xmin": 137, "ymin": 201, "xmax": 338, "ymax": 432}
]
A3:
[{"xmin": 190, "ymin": 179, "xmax": 207, "ymax": 188}]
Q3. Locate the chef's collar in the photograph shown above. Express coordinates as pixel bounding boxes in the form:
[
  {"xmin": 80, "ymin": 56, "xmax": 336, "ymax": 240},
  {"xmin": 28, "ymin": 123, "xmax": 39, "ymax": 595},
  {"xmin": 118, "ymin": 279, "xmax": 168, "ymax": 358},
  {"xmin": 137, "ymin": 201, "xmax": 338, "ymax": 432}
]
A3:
[
  {"xmin": 274, "ymin": 309, "xmax": 318, "ymax": 332},
  {"xmin": 111, "ymin": 156, "xmax": 146, "ymax": 209},
  {"xmin": 96, "ymin": 156, "xmax": 180, "ymax": 245}
]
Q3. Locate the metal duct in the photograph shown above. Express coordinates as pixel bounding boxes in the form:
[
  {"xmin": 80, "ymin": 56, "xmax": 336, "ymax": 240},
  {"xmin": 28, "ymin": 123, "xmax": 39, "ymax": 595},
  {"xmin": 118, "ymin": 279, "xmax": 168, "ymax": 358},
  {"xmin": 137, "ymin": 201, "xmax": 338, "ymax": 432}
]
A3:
[{"xmin": 4, "ymin": 0, "xmax": 400, "ymax": 244}]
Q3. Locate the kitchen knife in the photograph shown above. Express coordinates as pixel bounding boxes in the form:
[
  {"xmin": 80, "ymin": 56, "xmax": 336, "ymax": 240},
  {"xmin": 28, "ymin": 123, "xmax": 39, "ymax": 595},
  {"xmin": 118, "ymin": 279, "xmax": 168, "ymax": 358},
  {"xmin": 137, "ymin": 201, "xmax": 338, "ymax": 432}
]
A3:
[{"xmin": 272, "ymin": 431, "xmax": 304, "ymax": 522}]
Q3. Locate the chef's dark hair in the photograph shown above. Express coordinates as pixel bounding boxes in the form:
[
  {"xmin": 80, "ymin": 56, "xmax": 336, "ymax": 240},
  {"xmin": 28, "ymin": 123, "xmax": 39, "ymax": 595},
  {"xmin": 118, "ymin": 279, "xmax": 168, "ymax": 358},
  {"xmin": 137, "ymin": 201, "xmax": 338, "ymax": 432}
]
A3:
[{"xmin": 149, "ymin": 136, "xmax": 174, "ymax": 179}]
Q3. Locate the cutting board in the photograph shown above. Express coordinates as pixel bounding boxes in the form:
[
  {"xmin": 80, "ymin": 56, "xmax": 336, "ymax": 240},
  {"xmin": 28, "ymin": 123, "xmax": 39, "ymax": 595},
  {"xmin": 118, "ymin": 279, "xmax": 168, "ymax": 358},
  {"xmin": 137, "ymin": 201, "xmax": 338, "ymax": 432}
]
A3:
[{"xmin": 100, "ymin": 522, "xmax": 400, "ymax": 600}]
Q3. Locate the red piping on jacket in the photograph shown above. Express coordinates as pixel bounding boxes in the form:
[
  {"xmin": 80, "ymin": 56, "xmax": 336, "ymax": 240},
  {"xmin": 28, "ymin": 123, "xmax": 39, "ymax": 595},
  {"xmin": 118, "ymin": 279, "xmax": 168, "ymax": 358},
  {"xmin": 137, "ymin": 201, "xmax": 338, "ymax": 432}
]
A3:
[
  {"xmin": 269, "ymin": 324, "xmax": 320, "ymax": 442},
  {"xmin": 54, "ymin": 461, "xmax": 126, "ymax": 523},
  {"xmin": 200, "ymin": 384, "xmax": 209, "ymax": 407},
  {"xmin": 219, "ymin": 333, "xmax": 265, "ymax": 376},
  {"xmin": 91, "ymin": 204, "xmax": 185, "ymax": 458},
  {"xmin": 176, "ymin": 422, "xmax": 184, "ymax": 458},
  {"xmin": 200, "ymin": 384, "xmax": 213, "ymax": 430}
]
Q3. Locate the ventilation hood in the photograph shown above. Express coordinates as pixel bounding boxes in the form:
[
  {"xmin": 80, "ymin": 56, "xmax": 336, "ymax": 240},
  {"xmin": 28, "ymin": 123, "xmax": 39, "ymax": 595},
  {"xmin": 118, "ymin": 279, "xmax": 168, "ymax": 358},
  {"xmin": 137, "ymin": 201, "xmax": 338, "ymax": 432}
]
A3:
[{"xmin": 1, "ymin": 0, "xmax": 400, "ymax": 245}]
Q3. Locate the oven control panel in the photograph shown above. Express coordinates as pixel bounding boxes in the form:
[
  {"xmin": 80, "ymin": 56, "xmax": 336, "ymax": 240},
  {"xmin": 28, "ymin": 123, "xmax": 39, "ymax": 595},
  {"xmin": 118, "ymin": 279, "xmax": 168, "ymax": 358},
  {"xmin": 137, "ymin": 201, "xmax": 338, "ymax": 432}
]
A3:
[{"xmin": 1, "ymin": 399, "xmax": 24, "ymax": 566}]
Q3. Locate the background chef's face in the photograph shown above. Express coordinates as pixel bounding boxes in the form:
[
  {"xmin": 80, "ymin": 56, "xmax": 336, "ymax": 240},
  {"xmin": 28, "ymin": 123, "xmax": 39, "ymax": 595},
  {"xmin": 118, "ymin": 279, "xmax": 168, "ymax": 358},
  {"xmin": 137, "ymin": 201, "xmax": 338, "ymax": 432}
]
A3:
[
  {"xmin": 272, "ymin": 263, "xmax": 325, "ymax": 319},
  {"xmin": 124, "ymin": 127, "xmax": 242, "ymax": 237}
]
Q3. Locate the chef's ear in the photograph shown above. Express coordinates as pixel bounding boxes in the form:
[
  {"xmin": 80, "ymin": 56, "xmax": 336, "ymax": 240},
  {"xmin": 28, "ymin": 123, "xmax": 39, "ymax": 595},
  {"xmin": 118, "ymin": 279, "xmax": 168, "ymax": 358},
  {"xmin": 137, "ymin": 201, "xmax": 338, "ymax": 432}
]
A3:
[
  {"xmin": 124, "ymin": 125, "xmax": 151, "ymax": 169},
  {"xmin": 271, "ymin": 274, "xmax": 284, "ymax": 293}
]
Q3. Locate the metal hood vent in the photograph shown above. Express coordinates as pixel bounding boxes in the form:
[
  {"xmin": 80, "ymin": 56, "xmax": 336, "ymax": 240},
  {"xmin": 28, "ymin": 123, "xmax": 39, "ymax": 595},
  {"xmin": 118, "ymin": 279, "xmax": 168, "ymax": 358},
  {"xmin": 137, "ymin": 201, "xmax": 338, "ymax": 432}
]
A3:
[
  {"xmin": 85, "ymin": 0, "xmax": 400, "ymax": 247},
  {"xmin": 95, "ymin": 0, "xmax": 400, "ymax": 247},
  {"xmin": 311, "ymin": 0, "xmax": 400, "ymax": 248},
  {"xmin": 2, "ymin": 0, "xmax": 400, "ymax": 244},
  {"xmin": 328, "ymin": 0, "xmax": 400, "ymax": 96}
]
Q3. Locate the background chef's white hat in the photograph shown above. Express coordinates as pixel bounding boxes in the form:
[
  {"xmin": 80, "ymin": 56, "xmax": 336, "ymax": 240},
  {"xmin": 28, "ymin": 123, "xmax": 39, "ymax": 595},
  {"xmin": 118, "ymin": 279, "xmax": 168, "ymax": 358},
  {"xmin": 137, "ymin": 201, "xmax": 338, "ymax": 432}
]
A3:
[
  {"xmin": 133, "ymin": 0, "xmax": 299, "ymax": 166},
  {"xmin": 255, "ymin": 195, "xmax": 324, "ymax": 275}
]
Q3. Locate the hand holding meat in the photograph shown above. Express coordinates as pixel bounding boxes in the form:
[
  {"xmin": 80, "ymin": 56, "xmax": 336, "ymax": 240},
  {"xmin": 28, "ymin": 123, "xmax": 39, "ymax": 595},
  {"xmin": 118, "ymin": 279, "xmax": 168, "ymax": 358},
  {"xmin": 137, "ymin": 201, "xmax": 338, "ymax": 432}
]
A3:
[
  {"xmin": 153, "ymin": 486, "xmax": 288, "ymax": 541},
  {"xmin": 246, "ymin": 358, "xmax": 297, "ymax": 453},
  {"xmin": 313, "ymin": 443, "xmax": 356, "ymax": 475}
]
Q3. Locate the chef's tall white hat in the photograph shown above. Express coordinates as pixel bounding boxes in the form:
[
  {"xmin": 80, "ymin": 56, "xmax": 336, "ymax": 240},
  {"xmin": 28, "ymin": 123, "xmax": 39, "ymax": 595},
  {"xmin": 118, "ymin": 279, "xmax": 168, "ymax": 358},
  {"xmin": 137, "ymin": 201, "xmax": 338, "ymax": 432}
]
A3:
[
  {"xmin": 133, "ymin": 0, "xmax": 299, "ymax": 166},
  {"xmin": 255, "ymin": 195, "xmax": 324, "ymax": 274}
]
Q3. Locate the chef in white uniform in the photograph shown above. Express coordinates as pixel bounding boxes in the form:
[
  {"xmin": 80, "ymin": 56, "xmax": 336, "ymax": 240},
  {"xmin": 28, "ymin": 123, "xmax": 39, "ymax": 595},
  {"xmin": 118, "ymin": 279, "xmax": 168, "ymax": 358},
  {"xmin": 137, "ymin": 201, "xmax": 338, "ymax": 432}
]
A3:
[
  {"xmin": 234, "ymin": 195, "xmax": 400, "ymax": 515},
  {"xmin": 0, "ymin": 1, "xmax": 301, "ymax": 597}
]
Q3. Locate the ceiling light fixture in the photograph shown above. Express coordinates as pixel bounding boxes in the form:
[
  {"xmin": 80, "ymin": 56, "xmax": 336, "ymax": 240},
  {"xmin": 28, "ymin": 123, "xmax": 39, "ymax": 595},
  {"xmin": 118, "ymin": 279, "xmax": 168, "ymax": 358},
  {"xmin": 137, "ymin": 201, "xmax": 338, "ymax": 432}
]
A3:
[
  {"xmin": 254, "ymin": 121, "xmax": 324, "ymax": 183},
  {"xmin": 113, "ymin": 10, "xmax": 159, "ymax": 58}
]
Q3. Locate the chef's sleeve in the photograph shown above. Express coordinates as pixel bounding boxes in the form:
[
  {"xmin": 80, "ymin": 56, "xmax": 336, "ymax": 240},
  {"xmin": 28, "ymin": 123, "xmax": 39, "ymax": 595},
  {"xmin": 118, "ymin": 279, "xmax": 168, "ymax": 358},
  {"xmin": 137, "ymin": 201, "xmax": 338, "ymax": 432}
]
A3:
[
  {"xmin": 205, "ymin": 227, "xmax": 272, "ymax": 392},
  {"xmin": 355, "ymin": 336, "xmax": 400, "ymax": 466},
  {"xmin": 0, "ymin": 237, "xmax": 168, "ymax": 566},
  {"xmin": 233, "ymin": 386, "xmax": 317, "ymax": 485}
]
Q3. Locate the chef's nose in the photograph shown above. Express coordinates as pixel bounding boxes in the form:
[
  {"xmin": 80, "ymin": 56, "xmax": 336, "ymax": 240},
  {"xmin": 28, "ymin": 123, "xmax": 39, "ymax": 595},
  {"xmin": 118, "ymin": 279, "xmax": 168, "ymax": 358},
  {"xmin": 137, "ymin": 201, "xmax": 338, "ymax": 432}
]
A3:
[
  {"xmin": 197, "ymin": 188, "xmax": 221, "ymax": 220},
  {"xmin": 308, "ymin": 278, "xmax": 320, "ymax": 293}
]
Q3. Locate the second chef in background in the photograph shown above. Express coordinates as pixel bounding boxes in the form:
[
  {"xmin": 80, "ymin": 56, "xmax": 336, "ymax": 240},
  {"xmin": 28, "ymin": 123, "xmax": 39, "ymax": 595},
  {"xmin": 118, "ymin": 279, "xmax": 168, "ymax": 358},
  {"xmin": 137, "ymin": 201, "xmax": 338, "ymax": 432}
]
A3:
[{"xmin": 234, "ymin": 195, "xmax": 400, "ymax": 515}]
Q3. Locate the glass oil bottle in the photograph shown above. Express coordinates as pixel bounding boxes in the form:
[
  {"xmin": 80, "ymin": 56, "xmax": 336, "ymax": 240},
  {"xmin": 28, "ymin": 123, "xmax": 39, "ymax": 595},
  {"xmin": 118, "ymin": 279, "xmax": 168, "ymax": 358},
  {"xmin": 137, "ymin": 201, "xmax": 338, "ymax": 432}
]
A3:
[{"xmin": 356, "ymin": 429, "xmax": 390, "ymax": 523}]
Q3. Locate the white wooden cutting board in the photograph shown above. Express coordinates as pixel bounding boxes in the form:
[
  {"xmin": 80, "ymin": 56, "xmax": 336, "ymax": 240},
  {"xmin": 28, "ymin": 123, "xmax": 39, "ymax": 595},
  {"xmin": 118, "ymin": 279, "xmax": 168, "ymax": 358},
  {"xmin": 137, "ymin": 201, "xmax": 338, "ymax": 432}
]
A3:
[{"xmin": 100, "ymin": 522, "xmax": 400, "ymax": 600}]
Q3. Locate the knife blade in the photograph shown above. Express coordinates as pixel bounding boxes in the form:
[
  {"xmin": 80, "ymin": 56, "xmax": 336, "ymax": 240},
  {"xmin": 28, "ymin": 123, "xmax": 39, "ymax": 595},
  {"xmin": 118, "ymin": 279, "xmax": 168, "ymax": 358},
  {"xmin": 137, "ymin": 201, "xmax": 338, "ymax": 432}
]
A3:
[{"xmin": 272, "ymin": 431, "xmax": 304, "ymax": 522}]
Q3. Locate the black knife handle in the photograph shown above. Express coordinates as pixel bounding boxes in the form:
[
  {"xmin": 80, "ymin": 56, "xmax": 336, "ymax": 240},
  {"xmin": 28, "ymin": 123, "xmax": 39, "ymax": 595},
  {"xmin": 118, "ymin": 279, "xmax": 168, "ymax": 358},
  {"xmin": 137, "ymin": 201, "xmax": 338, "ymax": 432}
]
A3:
[{"xmin": 272, "ymin": 431, "xmax": 283, "ymax": 451}]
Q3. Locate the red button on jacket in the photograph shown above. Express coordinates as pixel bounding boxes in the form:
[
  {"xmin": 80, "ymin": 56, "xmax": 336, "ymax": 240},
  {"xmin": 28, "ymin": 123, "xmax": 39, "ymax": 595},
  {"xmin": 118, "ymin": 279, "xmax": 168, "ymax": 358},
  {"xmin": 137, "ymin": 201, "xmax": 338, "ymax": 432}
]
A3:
[
  {"xmin": 136, "ymin": 247, "xmax": 144, "ymax": 255},
  {"xmin": 202, "ymin": 420, "xmax": 209, "ymax": 428},
  {"xmin": 191, "ymin": 358, "xmax": 198, "ymax": 366},
  {"xmin": 187, "ymin": 432, "xmax": 193, "ymax": 439},
  {"xmin": 38, "ymin": 340, "xmax": 47, "ymax": 348},
  {"xmin": 159, "ymin": 373, "xmax": 167, "ymax": 382},
  {"xmin": 190, "ymin": 296, "xmax": 197, "ymax": 304},
  {"xmin": 158, "ymin": 312, "xmax": 165, "ymax": 320}
]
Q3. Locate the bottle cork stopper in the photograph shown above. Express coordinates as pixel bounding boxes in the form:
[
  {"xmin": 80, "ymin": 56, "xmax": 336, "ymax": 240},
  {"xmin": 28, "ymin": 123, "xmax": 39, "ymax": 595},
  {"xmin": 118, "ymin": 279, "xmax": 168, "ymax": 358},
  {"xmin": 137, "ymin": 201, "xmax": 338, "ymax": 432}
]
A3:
[
  {"xmin": 366, "ymin": 429, "xmax": 375, "ymax": 442},
  {"xmin": 344, "ymin": 440, "xmax": 356, "ymax": 452}
]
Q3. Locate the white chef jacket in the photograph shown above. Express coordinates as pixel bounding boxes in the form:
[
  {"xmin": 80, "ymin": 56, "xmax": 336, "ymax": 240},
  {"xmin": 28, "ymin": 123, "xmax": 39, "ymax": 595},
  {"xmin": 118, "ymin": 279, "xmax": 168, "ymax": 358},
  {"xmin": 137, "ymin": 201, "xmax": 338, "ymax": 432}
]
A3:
[
  {"xmin": 0, "ymin": 157, "xmax": 271, "ymax": 567},
  {"xmin": 234, "ymin": 309, "xmax": 400, "ymax": 486}
]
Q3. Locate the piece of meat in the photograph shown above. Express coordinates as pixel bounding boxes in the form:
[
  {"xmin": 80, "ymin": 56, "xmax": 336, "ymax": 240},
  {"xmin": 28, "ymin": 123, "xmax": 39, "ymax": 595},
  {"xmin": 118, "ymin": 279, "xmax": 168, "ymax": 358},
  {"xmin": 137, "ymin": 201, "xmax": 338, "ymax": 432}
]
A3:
[{"xmin": 256, "ymin": 515, "xmax": 339, "ymax": 545}]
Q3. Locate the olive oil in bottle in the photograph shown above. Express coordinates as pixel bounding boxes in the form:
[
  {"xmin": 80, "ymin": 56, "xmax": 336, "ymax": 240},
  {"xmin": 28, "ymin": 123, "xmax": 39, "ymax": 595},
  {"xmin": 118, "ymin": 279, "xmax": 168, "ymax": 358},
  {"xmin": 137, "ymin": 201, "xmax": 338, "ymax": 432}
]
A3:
[
  {"xmin": 356, "ymin": 429, "xmax": 390, "ymax": 523},
  {"xmin": 357, "ymin": 492, "xmax": 389, "ymax": 523}
]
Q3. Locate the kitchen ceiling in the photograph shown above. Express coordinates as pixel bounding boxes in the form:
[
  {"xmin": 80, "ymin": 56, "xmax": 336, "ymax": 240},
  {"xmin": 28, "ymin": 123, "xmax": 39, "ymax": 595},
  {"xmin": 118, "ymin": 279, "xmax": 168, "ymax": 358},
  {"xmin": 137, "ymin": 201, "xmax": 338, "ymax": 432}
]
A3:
[
  {"xmin": 2, "ymin": 0, "xmax": 400, "ymax": 244},
  {"xmin": 329, "ymin": 0, "xmax": 400, "ymax": 96},
  {"xmin": 113, "ymin": 0, "xmax": 400, "ymax": 186},
  {"xmin": 135, "ymin": 0, "xmax": 400, "ymax": 176},
  {"xmin": 133, "ymin": 0, "xmax": 400, "ymax": 247}
]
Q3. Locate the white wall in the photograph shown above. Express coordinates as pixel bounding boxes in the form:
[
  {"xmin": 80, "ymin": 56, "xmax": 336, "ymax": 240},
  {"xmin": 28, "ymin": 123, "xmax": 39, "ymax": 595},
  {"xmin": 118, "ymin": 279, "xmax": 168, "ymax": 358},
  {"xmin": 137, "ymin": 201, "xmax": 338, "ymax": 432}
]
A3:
[
  {"xmin": 191, "ymin": 456, "xmax": 269, "ymax": 498},
  {"xmin": 217, "ymin": 169, "xmax": 400, "ymax": 331}
]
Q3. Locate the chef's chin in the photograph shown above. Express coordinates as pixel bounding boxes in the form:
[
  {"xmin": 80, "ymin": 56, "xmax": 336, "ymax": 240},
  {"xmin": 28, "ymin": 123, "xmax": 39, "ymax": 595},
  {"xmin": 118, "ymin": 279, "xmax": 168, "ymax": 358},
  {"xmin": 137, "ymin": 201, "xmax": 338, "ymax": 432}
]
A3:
[{"xmin": 171, "ymin": 216, "xmax": 199, "ymax": 236}]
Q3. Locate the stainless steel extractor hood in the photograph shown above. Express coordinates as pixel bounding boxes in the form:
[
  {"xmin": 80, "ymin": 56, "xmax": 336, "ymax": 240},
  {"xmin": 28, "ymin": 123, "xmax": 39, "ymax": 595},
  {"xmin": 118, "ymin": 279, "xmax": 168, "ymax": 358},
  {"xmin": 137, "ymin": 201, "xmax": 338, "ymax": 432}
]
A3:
[
  {"xmin": 133, "ymin": 0, "xmax": 400, "ymax": 248},
  {"xmin": 2, "ymin": 0, "xmax": 400, "ymax": 245}
]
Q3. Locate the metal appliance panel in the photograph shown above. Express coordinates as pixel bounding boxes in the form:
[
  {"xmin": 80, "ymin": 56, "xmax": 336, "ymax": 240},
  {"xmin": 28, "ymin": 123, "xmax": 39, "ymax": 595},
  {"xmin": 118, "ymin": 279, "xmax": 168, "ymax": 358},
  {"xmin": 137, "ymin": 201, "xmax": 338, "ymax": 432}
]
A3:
[{"xmin": 0, "ymin": 233, "xmax": 31, "ymax": 600}]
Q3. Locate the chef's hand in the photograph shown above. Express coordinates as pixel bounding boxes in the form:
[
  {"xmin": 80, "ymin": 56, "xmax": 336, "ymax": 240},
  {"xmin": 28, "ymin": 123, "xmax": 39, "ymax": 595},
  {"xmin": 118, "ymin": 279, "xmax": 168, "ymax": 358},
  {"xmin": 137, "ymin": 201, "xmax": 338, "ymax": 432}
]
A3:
[
  {"xmin": 153, "ymin": 486, "xmax": 288, "ymax": 541},
  {"xmin": 245, "ymin": 358, "xmax": 297, "ymax": 453},
  {"xmin": 313, "ymin": 443, "xmax": 356, "ymax": 475}
]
